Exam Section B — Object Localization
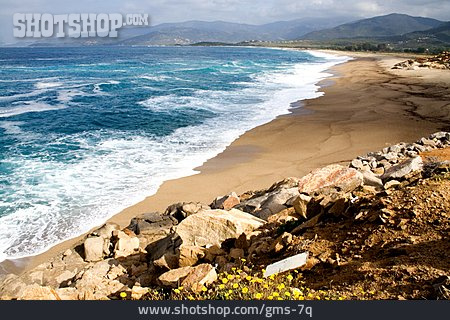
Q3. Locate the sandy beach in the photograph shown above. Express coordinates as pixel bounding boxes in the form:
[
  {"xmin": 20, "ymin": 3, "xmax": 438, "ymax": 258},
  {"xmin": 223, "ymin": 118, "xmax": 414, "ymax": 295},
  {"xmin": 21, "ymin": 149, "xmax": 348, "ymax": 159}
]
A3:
[{"xmin": 2, "ymin": 50, "xmax": 449, "ymax": 275}]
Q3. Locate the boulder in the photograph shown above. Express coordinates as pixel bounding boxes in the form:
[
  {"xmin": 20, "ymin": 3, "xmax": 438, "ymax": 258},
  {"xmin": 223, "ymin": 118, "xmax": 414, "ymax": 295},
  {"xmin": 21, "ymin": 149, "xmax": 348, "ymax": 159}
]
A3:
[
  {"xmin": 361, "ymin": 169, "xmax": 383, "ymax": 189},
  {"xmin": 267, "ymin": 177, "xmax": 300, "ymax": 192},
  {"xmin": 384, "ymin": 180, "xmax": 401, "ymax": 189},
  {"xmin": 91, "ymin": 223, "xmax": 120, "ymax": 239},
  {"xmin": 175, "ymin": 209, "xmax": 265, "ymax": 247},
  {"xmin": 165, "ymin": 202, "xmax": 210, "ymax": 222},
  {"xmin": 84, "ymin": 237, "xmax": 105, "ymax": 262},
  {"xmin": 350, "ymin": 158, "xmax": 364, "ymax": 170},
  {"xmin": 297, "ymin": 164, "xmax": 363, "ymax": 194},
  {"xmin": 229, "ymin": 248, "xmax": 245, "ymax": 260},
  {"xmin": 292, "ymin": 194, "xmax": 312, "ymax": 219},
  {"xmin": 131, "ymin": 286, "xmax": 149, "ymax": 300},
  {"xmin": 19, "ymin": 284, "xmax": 59, "ymax": 300},
  {"xmin": 257, "ymin": 187, "xmax": 300, "ymax": 219},
  {"xmin": 146, "ymin": 234, "xmax": 182, "ymax": 262},
  {"xmin": 178, "ymin": 245, "xmax": 206, "ymax": 267},
  {"xmin": 158, "ymin": 266, "xmax": 192, "ymax": 287},
  {"xmin": 153, "ymin": 253, "xmax": 179, "ymax": 270},
  {"xmin": 270, "ymin": 232, "xmax": 293, "ymax": 254},
  {"xmin": 54, "ymin": 287, "xmax": 79, "ymax": 300},
  {"xmin": 127, "ymin": 212, "xmax": 176, "ymax": 248},
  {"xmin": 381, "ymin": 156, "xmax": 423, "ymax": 181},
  {"xmin": 113, "ymin": 230, "xmax": 140, "ymax": 258},
  {"xmin": 211, "ymin": 192, "xmax": 240, "ymax": 210},
  {"xmin": 75, "ymin": 261, "xmax": 124, "ymax": 300},
  {"xmin": 181, "ymin": 264, "xmax": 217, "ymax": 292}
]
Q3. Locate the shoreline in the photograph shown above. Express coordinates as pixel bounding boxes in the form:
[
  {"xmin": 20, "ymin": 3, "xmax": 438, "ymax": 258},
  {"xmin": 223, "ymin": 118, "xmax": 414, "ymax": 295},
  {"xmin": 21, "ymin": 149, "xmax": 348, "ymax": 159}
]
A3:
[{"xmin": 2, "ymin": 50, "xmax": 449, "ymax": 276}]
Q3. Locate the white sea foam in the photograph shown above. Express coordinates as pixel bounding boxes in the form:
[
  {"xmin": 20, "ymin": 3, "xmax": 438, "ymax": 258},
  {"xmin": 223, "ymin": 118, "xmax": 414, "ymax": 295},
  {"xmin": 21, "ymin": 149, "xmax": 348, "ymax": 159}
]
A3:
[
  {"xmin": 0, "ymin": 102, "xmax": 67, "ymax": 118},
  {"xmin": 35, "ymin": 81, "xmax": 63, "ymax": 89},
  {"xmin": 0, "ymin": 50, "xmax": 351, "ymax": 262}
]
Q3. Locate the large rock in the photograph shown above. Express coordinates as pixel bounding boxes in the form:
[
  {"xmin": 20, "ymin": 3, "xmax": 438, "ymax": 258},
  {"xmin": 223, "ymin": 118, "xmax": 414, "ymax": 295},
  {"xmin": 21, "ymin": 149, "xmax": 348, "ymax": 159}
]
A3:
[
  {"xmin": 165, "ymin": 202, "xmax": 210, "ymax": 222},
  {"xmin": 19, "ymin": 284, "xmax": 59, "ymax": 300},
  {"xmin": 113, "ymin": 230, "xmax": 140, "ymax": 258},
  {"xmin": 381, "ymin": 156, "xmax": 423, "ymax": 181},
  {"xmin": 292, "ymin": 194, "xmax": 312, "ymax": 219},
  {"xmin": 127, "ymin": 212, "xmax": 176, "ymax": 248},
  {"xmin": 211, "ymin": 192, "xmax": 240, "ymax": 210},
  {"xmin": 257, "ymin": 188, "xmax": 300, "ymax": 220},
  {"xmin": 361, "ymin": 169, "xmax": 383, "ymax": 189},
  {"xmin": 178, "ymin": 245, "xmax": 206, "ymax": 267},
  {"xmin": 297, "ymin": 164, "xmax": 363, "ymax": 194},
  {"xmin": 181, "ymin": 264, "xmax": 217, "ymax": 292},
  {"xmin": 175, "ymin": 209, "xmax": 265, "ymax": 247},
  {"xmin": 84, "ymin": 237, "xmax": 105, "ymax": 262},
  {"xmin": 158, "ymin": 266, "xmax": 192, "ymax": 287},
  {"xmin": 75, "ymin": 261, "xmax": 124, "ymax": 300}
]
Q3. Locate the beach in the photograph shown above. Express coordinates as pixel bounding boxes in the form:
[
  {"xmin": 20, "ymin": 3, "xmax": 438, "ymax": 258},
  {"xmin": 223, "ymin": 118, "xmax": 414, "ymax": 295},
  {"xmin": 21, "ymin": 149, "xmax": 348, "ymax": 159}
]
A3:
[{"xmin": 1, "ymin": 50, "xmax": 449, "ymax": 276}]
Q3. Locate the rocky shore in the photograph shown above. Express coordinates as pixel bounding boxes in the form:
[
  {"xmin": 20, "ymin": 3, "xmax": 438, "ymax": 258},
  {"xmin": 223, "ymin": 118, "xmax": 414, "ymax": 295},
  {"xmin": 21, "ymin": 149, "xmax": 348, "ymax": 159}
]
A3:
[
  {"xmin": 0, "ymin": 131, "xmax": 449, "ymax": 300},
  {"xmin": 392, "ymin": 51, "xmax": 450, "ymax": 70}
]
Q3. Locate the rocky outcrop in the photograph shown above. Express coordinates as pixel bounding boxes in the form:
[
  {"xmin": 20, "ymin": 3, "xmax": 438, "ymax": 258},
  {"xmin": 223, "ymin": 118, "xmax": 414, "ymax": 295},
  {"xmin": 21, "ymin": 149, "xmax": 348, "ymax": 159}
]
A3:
[{"xmin": 392, "ymin": 52, "xmax": 450, "ymax": 70}]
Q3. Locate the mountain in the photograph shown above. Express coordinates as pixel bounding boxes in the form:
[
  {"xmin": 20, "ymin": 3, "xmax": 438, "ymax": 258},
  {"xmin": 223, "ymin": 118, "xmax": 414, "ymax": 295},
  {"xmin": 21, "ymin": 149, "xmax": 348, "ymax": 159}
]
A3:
[
  {"xmin": 402, "ymin": 21, "xmax": 450, "ymax": 44},
  {"xmin": 119, "ymin": 17, "xmax": 353, "ymax": 45},
  {"xmin": 301, "ymin": 13, "xmax": 444, "ymax": 40}
]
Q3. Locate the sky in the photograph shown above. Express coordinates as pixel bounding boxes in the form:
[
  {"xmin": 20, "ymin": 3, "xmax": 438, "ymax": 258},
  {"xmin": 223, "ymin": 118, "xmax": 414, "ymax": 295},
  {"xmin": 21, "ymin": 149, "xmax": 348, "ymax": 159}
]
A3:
[{"xmin": 0, "ymin": 0, "xmax": 449, "ymax": 43}]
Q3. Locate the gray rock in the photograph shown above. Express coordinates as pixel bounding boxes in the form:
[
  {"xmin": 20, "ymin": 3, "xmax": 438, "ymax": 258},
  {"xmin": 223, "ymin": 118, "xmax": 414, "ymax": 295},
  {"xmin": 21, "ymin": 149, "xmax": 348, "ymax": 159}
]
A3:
[
  {"xmin": 430, "ymin": 131, "xmax": 447, "ymax": 140},
  {"xmin": 361, "ymin": 169, "xmax": 383, "ymax": 188},
  {"xmin": 257, "ymin": 187, "xmax": 299, "ymax": 219},
  {"xmin": 382, "ymin": 156, "xmax": 423, "ymax": 181},
  {"xmin": 413, "ymin": 143, "xmax": 426, "ymax": 152},
  {"xmin": 389, "ymin": 144, "xmax": 403, "ymax": 154},
  {"xmin": 419, "ymin": 137, "xmax": 437, "ymax": 147},
  {"xmin": 383, "ymin": 152, "xmax": 399, "ymax": 162},
  {"xmin": 127, "ymin": 212, "xmax": 176, "ymax": 248},
  {"xmin": 350, "ymin": 158, "xmax": 364, "ymax": 169}
]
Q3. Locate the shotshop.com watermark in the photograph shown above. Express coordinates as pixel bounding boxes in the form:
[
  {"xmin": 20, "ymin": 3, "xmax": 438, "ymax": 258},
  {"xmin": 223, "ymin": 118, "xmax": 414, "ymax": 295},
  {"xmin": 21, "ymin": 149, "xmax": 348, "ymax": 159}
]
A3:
[{"xmin": 13, "ymin": 13, "xmax": 149, "ymax": 38}]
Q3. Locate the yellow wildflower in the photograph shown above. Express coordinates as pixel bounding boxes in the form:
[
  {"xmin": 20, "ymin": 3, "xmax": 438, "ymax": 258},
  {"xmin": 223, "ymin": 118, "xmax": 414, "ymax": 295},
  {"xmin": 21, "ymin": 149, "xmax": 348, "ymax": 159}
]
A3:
[
  {"xmin": 219, "ymin": 284, "xmax": 225, "ymax": 289},
  {"xmin": 201, "ymin": 286, "xmax": 208, "ymax": 292},
  {"xmin": 277, "ymin": 283, "xmax": 285, "ymax": 291},
  {"xmin": 227, "ymin": 274, "xmax": 234, "ymax": 280},
  {"xmin": 286, "ymin": 274, "xmax": 293, "ymax": 281},
  {"xmin": 285, "ymin": 292, "xmax": 291, "ymax": 297},
  {"xmin": 245, "ymin": 275, "xmax": 252, "ymax": 281},
  {"xmin": 268, "ymin": 296, "xmax": 273, "ymax": 300},
  {"xmin": 222, "ymin": 278, "xmax": 229, "ymax": 284},
  {"xmin": 242, "ymin": 287, "xmax": 249, "ymax": 294},
  {"xmin": 233, "ymin": 283, "xmax": 239, "ymax": 289},
  {"xmin": 255, "ymin": 293, "xmax": 263, "ymax": 299},
  {"xmin": 173, "ymin": 289, "xmax": 180, "ymax": 294},
  {"xmin": 272, "ymin": 292, "xmax": 279, "ymax": 297},
  {"xmin": 119, "ymin": 292, "xmax": 127, "ymax": 298}
]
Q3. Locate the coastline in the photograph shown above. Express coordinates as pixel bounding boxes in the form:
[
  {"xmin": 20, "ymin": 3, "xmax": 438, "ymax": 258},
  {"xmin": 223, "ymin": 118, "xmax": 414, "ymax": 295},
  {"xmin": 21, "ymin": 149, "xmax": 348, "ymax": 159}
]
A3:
[{"xmin": 2, "ymin": 50, "xmax": 449, "ymax": 276}]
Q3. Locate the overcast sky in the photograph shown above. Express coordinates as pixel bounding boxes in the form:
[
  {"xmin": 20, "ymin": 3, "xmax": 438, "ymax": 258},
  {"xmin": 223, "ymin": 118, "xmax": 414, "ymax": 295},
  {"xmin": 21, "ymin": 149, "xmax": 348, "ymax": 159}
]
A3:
[{"xmin": 1, "ymin": 0, "xmax": 449, "ymax": 43}]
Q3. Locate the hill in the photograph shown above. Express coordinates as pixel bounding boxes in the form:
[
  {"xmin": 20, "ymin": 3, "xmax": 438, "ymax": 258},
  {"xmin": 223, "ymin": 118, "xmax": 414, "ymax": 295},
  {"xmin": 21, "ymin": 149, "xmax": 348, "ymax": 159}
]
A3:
[
  {"xmin": 302, "ymin": 13, "xmax": 444, "ymax": 40},
  {"xmin": 119, "ymin": 17, "xmax": 353, "ymax": 46}
]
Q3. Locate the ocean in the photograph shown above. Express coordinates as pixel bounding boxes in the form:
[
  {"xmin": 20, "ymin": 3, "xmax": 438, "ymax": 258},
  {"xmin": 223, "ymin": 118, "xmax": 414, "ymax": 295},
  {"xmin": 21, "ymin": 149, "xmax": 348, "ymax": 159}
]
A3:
[{"xmin": 0, "ymin": 46, "xmax": 349, "ymax": 262}]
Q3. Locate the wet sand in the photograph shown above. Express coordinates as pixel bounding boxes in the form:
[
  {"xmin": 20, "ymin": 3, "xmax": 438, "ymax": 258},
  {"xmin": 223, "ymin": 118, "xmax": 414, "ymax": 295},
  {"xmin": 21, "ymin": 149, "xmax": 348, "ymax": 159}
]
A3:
[{"xmin": 2, "ymin": 51, "xmax": 449, "ymax": 275}]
